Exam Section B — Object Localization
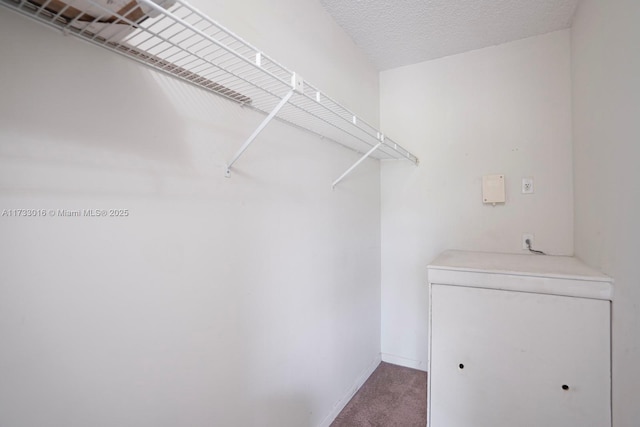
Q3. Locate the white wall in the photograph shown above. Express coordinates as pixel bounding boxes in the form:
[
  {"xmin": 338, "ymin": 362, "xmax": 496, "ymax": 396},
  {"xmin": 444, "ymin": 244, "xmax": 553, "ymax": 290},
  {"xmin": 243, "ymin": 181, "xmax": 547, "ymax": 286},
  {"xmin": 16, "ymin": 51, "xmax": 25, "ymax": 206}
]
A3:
[
  {"xmin": 571, "ymin": 1, "xmax": 640, "ymax": 425},
  {"xmin": 379, "ymin": 30, "xmax": 574, "ymax": 369},
  {"xmin": 0, "ymin": 1, "xmax": 382, "ymax": 425}
]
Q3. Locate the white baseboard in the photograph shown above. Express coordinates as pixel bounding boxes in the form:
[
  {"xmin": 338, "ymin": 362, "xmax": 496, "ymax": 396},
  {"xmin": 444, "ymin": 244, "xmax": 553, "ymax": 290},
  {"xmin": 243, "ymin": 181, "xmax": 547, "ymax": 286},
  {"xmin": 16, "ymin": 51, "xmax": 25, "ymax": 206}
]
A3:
[
  {"xmin": 317, "ymin": 353, "xmax": 382, "ymax": 427},
  {"xmin": 381, "ymin": 353, "xmax": 427, "ymax": 372}
]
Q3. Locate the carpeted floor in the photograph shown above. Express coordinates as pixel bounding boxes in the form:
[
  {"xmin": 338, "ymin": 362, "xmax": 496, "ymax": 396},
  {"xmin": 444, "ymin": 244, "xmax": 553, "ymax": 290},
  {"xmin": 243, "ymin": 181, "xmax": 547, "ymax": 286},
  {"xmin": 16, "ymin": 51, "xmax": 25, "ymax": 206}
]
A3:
[{"xmin": 331, "ymin": 362, "xmax": 427, "ymax": 427}]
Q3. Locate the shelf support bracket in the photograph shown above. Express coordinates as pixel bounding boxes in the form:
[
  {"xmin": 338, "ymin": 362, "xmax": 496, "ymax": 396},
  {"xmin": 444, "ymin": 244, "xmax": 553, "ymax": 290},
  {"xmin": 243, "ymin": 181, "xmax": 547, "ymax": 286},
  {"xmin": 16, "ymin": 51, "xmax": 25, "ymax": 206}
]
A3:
[
  {"xmin": 225, "ymin": 90, "xmax": 295, "ymax": 177},
  {"xmin": 332, "ymin": 142, "xmax": 383, "ymax": 189}
]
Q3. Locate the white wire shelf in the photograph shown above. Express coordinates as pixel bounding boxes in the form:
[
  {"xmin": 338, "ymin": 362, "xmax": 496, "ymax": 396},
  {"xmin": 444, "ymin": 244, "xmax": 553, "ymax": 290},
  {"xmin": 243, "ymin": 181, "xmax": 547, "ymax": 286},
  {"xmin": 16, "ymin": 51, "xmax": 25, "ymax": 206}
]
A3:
[{"xmin": 1, "ymin": 0, "xmax": 419, "ymax": 185}]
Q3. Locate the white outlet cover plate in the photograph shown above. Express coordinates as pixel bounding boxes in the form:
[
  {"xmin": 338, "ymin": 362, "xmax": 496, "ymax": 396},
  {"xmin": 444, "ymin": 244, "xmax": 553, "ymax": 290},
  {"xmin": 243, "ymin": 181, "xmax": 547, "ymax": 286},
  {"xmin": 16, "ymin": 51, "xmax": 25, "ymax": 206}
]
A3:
[{"xmin": 522, "ymin": 177, "xmax": 534, "ymax": 194}]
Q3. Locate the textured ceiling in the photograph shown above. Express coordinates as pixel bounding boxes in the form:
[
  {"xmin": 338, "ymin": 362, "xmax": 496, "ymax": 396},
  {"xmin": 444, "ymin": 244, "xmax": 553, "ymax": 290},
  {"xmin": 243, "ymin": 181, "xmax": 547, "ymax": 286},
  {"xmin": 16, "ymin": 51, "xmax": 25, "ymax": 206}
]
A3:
[{"xmin": 319, "ymin": 0, "xmax": 580, "ymax": 70}]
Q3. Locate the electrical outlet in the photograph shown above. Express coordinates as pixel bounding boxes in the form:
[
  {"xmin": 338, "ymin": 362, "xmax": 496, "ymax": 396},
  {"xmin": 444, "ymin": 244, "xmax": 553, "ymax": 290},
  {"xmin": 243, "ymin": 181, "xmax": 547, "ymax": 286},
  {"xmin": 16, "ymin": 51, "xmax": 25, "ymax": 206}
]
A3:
[
  {"xmin": 522, "ymin": 234, "xmax": 534, "ymax": 250},
  {"xmin": 522, "ymin": 177, "xmax": 534, "ymax": 194}
]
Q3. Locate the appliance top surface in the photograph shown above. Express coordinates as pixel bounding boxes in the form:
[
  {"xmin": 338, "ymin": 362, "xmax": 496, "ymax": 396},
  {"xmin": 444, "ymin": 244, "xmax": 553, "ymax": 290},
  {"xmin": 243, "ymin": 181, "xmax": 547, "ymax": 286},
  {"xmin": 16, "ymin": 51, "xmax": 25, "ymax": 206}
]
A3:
[{"xmin": 428, "ymin": 250, "xmax": 611, "ymax": 283}]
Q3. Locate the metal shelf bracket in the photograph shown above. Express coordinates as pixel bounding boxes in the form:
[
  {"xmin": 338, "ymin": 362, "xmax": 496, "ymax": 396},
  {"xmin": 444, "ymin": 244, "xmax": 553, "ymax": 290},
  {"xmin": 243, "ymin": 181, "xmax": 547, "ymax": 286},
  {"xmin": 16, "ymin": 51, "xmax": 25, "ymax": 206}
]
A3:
[
  {"xmin": 225, "ymin": 90, "xmax": 294, "ymax": 177},
  {"xmin": 332, "ymin": 142, "xmax": 383, "ymax": 189}
]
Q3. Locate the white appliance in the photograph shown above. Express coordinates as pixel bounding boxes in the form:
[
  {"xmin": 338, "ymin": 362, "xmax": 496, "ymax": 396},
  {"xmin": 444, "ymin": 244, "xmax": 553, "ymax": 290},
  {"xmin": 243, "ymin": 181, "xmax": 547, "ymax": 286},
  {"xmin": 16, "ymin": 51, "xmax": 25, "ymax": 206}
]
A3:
[{"xmin": 427, "ymin": 250, "xmax": 612, "ymax": 427}]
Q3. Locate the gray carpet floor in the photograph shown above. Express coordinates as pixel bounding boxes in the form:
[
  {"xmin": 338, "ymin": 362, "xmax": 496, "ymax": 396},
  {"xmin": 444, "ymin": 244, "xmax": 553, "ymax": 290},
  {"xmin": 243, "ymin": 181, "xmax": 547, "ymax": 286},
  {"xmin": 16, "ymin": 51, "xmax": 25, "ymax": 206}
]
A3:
[{"xmin": 331, "ymin": 362, "xmax": 427, "ymax": 427}]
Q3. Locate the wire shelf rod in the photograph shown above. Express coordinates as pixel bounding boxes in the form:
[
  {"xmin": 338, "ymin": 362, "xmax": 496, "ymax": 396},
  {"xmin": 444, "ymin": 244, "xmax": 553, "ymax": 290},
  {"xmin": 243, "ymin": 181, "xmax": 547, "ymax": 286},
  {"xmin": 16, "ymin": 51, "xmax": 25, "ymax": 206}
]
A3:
[
  {"xmin": 136, "ymin": 0, "xmax": 292, "ymax": 89},
  {"xmin": 277, "ymin": 100, "xmax": 382, "ymax": 153},
  {"xmin": 107, "ymin": 3, "xmax": 294, "ymax": 102},
  {"xmin": 0, "ymin": 0, "xmax": 418, "ymax": 170},
  {"xmin": 89, "ymin": 4, "xmax": 292, "ymax": 104},
  {"xmin": 34, "ymin": 0, "xmax": 50, "ymax": 14}
]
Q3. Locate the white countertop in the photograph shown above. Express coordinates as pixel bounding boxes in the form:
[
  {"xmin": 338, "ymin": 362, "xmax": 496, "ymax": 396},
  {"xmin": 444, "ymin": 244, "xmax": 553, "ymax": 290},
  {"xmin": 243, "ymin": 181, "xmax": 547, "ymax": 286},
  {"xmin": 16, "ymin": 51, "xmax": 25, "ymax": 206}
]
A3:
[
  {"xmin": 428, "ymin": 250, "xmax": 611, "ymax": 282},
  {"xmin": 427, "ymin": 250, "xmax": 613, "ymax": 300}
]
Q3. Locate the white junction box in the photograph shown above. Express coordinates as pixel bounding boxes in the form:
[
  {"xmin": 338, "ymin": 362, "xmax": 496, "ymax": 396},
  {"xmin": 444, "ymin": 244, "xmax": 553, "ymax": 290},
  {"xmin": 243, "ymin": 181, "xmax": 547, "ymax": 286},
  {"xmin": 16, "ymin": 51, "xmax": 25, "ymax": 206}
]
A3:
[
  {"xmin": 482, "ymin": 174, "xmax": 505, "ymax": 204},
  {"xmin": 427, "ymin": 250, "xmax": 613, "ymax": 427}
]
